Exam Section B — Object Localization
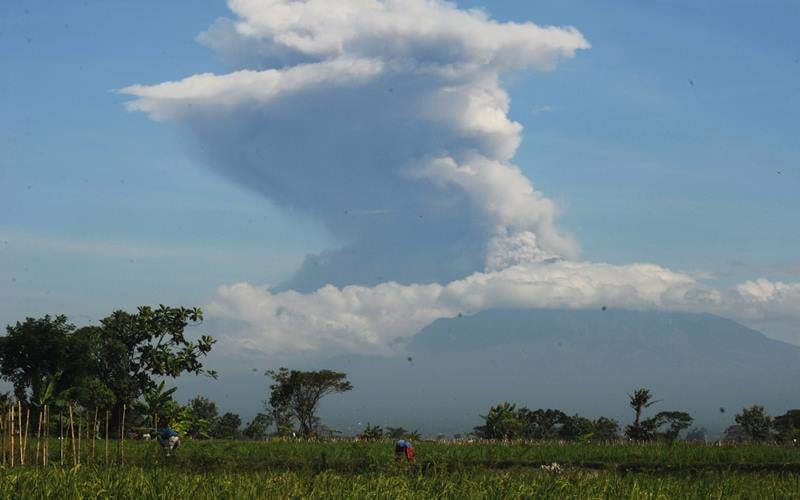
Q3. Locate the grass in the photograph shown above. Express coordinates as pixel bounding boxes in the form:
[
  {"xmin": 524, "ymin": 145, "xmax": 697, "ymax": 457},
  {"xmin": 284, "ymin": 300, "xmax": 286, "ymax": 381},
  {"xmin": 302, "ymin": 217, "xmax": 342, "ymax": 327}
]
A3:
[{"xmin": 2, "ymin": 439, "xmax": 800, "ymax": 498}]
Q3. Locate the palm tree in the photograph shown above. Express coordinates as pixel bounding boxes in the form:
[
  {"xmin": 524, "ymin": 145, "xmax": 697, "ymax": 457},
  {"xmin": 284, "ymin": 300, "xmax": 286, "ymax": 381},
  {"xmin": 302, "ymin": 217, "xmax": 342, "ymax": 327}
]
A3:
[{"xmin": 628, "ymin": 388, "xmax": 659, "ymax": 428}]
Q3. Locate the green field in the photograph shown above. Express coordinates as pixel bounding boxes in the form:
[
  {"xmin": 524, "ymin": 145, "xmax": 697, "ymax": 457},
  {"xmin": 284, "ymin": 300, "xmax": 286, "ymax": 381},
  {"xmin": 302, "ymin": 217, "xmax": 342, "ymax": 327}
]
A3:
[{"xmin": 2, "ymin": 440, "xmax": 800, "ymax": 498}]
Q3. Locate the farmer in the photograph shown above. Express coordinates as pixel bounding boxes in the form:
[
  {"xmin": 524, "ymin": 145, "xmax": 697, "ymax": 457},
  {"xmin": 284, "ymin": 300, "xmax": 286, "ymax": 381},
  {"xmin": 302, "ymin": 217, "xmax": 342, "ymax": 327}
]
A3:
[
  {"xmin": 157, "ymin": 427, "xmax": 180, "ymax": 456},
  {"xmin": 394, "ymin": 439, "xmax": 415, "ymax": 462}
]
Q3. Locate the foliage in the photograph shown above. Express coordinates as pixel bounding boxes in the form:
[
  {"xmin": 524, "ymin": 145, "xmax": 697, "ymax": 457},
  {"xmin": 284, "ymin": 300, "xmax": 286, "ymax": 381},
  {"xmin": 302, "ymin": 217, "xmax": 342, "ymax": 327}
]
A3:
[
  {"xmin": 773, "ymin": 409, "xmax": 800, "ymax": 443},
  {"xmin": 653, "ymin": 411, "xmax": 693, "ymax": 441},
  {"xmin": 132, "ymin": 381, "xmax": 178, "ymax": 430},
  {"xmin": 735, "ymin": 405, "xmax": 772, "ymax": 442},
  {"xmin": 185, "ymin": 396, "xmax": 218, "ymax": 439},
  {"xmin": 243, "ymin": 413, "xmax": 274, "ymax": 440},
  {"xmin": 592, "ymin": 417, "xmax": 620, "ymax": 441},
  {"xmin": 519, "ymin": 408, "xmax": 566, "ymax": 440},
  {"xmin": 359, "ymin": 423, "xmax": 384, "ymax": 440},
  {"xmin": 212, "ymin": 412, "xmax": 242, "ymax": 439},
  {"xmin": 475, "ymin": 402, "xmax": 521, "ymax": 440},
  {"xmin": 625, "ymin": 388, "xmax": 660, "ymax": 440},
  {"xmin": 265, "ymin": 368, "xmax": 353, "ymax": 437}
]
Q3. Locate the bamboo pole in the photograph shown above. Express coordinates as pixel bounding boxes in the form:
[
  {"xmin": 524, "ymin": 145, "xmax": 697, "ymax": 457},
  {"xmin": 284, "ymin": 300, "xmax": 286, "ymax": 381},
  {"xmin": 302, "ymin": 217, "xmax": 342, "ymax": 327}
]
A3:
[
  {"xmin": 68, "ymin": 404, "xmax": 77, "ymax": 466},
  {"xmin": 104, "ymin": 410, "xmax": 109, "ymax": 466},
  {"xmin": 92, "ymin": 408, "xmax": 98, "ymax": 462},
  {"xmin": 43, "ymin": 405, "xmax": 49, "ymax": 467},
  {"xmin": 35, "ymin": 409, "xmax": 42, "ymax": 466},
  {"xmin": 23, "ymin": 407, "xmax": 30, "ymax": 465},
  {"xmin": 60, "ymin": 410, "xmax": 64, "ymax": 465},
  {"xmin": 18, "ymin": 401, "xmax": 23, "ymax": 466},
  {"xmin": 77, "ymin": 411, "xmax": 82, "ymax": 465},
  {"xmin": 120, "ymin": 404, "xmax": 126, "ymax": 465},
  {"xmin": 10, "ymin": 403, "xmax": 15, "ymax": 467},
  {"xmin": 2, "ymin": 410, "xmax": 6, "ymax": 466}
]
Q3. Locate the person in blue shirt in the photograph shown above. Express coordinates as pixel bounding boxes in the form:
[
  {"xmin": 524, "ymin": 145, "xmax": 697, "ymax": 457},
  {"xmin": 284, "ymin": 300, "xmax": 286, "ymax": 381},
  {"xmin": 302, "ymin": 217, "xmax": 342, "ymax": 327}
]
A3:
[
  {"xmin": 157, "ymin": 427, "xmax": 180, "ymax": 456},
  {"xmin": 394, "ymin": 439, "xmax": 415, "ymax": 462}
]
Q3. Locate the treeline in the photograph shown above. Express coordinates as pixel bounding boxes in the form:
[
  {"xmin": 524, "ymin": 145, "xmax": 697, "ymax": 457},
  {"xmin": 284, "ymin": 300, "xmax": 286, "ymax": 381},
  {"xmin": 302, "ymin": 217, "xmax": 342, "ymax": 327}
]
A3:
[
  {"xmin": 475, "ymin": 389, "xmax": 800, "ymax": 443},
  {"xmin": 0, "ymin": 308, "xmax": 215, "ymax": 435}
]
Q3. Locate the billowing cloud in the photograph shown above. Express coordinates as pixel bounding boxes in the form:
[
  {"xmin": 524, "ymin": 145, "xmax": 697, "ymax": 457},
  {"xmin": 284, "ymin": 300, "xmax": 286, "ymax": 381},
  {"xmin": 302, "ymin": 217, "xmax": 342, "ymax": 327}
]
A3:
[
  {"xmin": 120, "ymin": 1, "xmax": 800, "ymax": 355},
  {"xmin": 206, "ymin": 262, "xmax": 800, "ymax": 355},
  {"xmin": 120, "ymin": 0, "xmax": 588, "ymax": 290}
]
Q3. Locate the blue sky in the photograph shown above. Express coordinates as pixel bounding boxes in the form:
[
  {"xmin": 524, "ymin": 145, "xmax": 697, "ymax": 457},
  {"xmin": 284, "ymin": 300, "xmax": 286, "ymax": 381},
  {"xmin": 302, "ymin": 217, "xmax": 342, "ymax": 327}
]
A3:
[{"xmin": 1, "ymin": 0, "xmax": 799, "ymax": 346}]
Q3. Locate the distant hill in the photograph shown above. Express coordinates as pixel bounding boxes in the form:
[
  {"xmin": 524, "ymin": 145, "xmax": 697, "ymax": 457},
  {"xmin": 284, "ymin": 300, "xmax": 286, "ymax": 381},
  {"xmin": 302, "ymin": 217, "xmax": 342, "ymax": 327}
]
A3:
[{"xmin": 319, "ymin": 309, "xmax": 800, "ymax": 437}]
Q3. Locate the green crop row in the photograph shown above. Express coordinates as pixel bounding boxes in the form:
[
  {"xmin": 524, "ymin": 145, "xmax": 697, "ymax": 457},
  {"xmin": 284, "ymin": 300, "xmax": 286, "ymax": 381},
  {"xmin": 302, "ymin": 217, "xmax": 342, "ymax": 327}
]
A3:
[{"xmin": 1, "ymin": 465, "xmax": 799, "ymax": 499}]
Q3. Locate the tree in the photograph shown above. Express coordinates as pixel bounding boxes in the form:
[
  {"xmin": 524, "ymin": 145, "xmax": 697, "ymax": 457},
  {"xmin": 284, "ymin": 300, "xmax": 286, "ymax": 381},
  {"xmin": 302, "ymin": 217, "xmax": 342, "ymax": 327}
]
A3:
[
  {"xmin": 359, "ymin": 423, "xmax": 384, "ymax": 440},
  {"xmin": 735, "ymin": 405, "xmax": 772, "ymax": 442},
  {"xmin": 132, "ymin": 381, "xmax": 177, "ymax": 431},
  {"xmin": 91, "ymin": 305, "xmax": 215, "ymax": 431},
  {"xmin": 685, "ymin": 427, "xmax": 707, "ymax": 443},
  {"xmin": 243, "ymin": 413, "xmax": 274, "ymax": 440},
  {"xmin": 558, "ymin": 414, "xmax": 595, "ymax": 441},
  {"xmin": 212, "ymin": 412, "xmax": 242, "ymax": 439},
  {"xmin": 386, "ymin": 427, "xmax": 409, "ymax": 439},
  {"xmin": 625, "ymin": 388, "xmax": 660, "ymax": 440},
  {"xmin": 185, "ymin": 395, "xmax": 218, "ymax": 439},
  {"xmin": 519, "ymin": 408, "xmax": 567, "ymax": 440},
  {"xmin": 476, "ymin": 402, "xmax": 521, "ymax": 440},
  {"xmin": 773, "ymin": 410, "xmax": 800, "ymax": 443},
  {"xmin": 653, "ymin": 411, "xmax": 693, "ymax": 441},
  {"xmin": 592, "ymin": 417, "xmax": 620, "ymax": 441},
  {"xmin": 0, "ymin": 315, "xmax": 75, "ymax": 402},
  {"xmin": 265, "ymin": 368, "xmax": 353, "ymax": 437}
]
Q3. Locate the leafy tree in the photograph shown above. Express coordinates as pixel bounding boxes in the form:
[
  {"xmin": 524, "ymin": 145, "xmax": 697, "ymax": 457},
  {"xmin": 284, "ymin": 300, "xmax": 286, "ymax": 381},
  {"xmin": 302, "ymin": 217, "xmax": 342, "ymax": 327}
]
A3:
[
  {"xmin": 90, "ymin": 306, "xmax": 215, "ymax": 431},
  {"xmin": 735, "ymin": 405, "xmax": 772, "ymax": 442},
  {"xmin": 386, "ymin": 426, "xmax": 409, "ymax": 439},
  {"xmin": 592, "ymin": 417, "xmax": 620, "ymax": 441},
  {"xmin": 359, "ymin": 423, "xmax": 384, "ymax": 440},
  {"xmin": 653, "ymin": 411, "xmax": 693, "ymax": 441},
  {"xmin": 558, "ymin": 414, "xmax": 595, "ymax": 441},
  {"xmin": 243, "ymin": 413, "xmax": 274, "ymax": 440},
  {"xmin": 265, "ymin": 368, "xmax": 353, "ymax": 437},
  {"xmin": 0, "ymin": 315, "xmax": 75, "ymax": 402},
  {"xmin": 773, "ymin": 409, "xmax": 800, "ymax": 443},
  {"xmin": 212, "ymin": 412, "xmax": 242, "ymax": 439},
  {"xmin": 625, "ymin": 388, "xmax": 660, "ymax": 440},
  {"xmin": 519, "ymin": 408, "xmax": 567, "ymax": 439},
  {"xmin": 685, "ymin": 427, "xmax": 707, "ymax": 443},
  {"xmin": 476, "ymin": 402, "xmax": 521, "ymax": 440},
  {"xmin": 186, "ymin": 395, "xmax": 218, "ymax": 439},
  {"xmin": 723, "ymin": 424, "xmax": 749, "ymax": 443},
  {"xmin": 132, "ymin": 381, "xmax": 177, "ymax": 431}
]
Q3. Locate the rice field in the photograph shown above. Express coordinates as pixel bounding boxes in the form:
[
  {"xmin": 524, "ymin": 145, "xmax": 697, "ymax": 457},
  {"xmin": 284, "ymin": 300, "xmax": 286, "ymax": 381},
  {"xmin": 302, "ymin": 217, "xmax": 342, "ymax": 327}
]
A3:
[{"xmin": 1, "ymin": 440, "xmax": 800, "ymax": 498}]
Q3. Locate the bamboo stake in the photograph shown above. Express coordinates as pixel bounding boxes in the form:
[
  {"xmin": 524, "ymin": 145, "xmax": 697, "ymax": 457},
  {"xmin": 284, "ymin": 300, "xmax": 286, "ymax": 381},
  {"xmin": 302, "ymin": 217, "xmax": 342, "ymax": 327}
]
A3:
[
  {"xmin": 104, "ymin": 410, "xmax": 109, "ymax": 466},
  {"xmin": 60, "ymin": 410, "xmax": 64, "ymax": 465},
  {"xmin": 35, "ymin": 409, "xmax": 42, "ymax": 466},
  {"xmin": 92, "ymin": 408, "xmax": 98, "ymax": 462},
  {"xmin": 68, "ymin": 404, "xmax": 77, "ymax": 466},
  {"xmin": 2, "ymin": 410, "xmax": 6, "ymax": 466},
  {"xmin": 10, "ymin": 403, "xmax": 14, "ymax": 467},
  {"xmin": 23, "ymin": 407, "xmax": 30, "ymax": 465},
  {"xmin": 18, "ymin": 401, "xmax": 23, "ymax": 466},
  {"xmin": 77, "ymin": 411, "xmax": 82, "ymax": 465},
  {"xmin": 43, "ymin": 405, "xmax": 49, "ymax": 467},
  {"xmin": 120, "ymin": 404, "xmax": 126, "ymax": 465}
]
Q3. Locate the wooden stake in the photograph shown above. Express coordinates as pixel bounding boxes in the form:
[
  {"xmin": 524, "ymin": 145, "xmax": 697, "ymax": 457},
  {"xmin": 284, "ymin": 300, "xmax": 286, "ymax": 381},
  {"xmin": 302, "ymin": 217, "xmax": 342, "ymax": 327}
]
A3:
[
  {"xmin": 68, "ymin": 404, "xmax": 77, "ymax": 466},
  {"xmin": 60, "ymin": 410, "xmax": 64, "ymax": 465},
  {"xmin": 23, "ymin": 407, "xmax": 30, "ymax": 465},
  {"xmin": 120, "ymin": 404, "xmax": 126, "ymax": 465},
  {"xmin": 104, "ymin": 410, "xmax": 109, "ymax": 466},
  {"xmin": 18, "ymin": 401, "xmax": 23, "ymax": 466},
  {"xmin": 35, "ymin": 409, "xmax": 42, "ymax": 466},
  {"xmin": 44, "ymin": 405, "xmax": 49, "ymax": 467},
  {"xmin": 10, "ymin": 403, "xmax": 14, "ymax": 467},
  {"xmin": 77, "ymin": 411, "xmax": 82, "ymax": 465},
  {"xmin": 92, "ymin": 408, "xmax": 98, "ymax": 462}
]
